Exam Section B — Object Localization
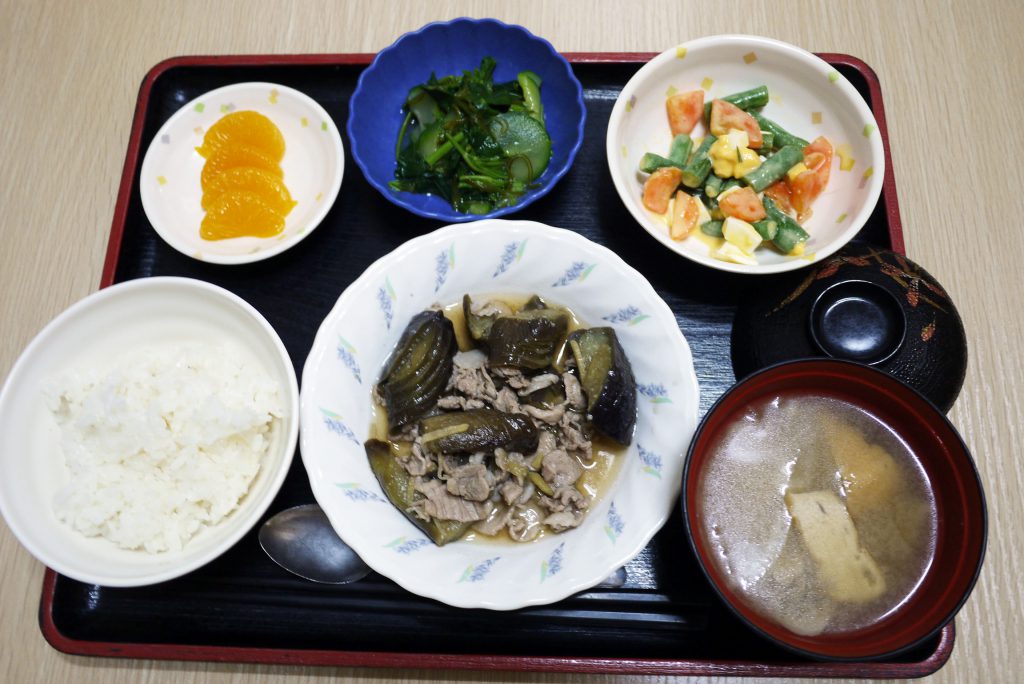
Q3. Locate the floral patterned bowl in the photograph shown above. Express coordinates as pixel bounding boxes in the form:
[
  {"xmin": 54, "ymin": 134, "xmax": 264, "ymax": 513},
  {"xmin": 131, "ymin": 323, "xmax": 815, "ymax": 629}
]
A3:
[{"xmin": 299, "ymin": 220, "xmax": 699, "ymax": 609}]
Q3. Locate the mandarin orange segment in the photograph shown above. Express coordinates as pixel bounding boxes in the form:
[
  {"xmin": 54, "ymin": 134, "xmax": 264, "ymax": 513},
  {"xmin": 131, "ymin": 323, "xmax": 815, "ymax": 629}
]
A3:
[
  {"xmin": 200, "ymin": 166, "xmax": 297, "ymax": 214},
  {"xmin": 195, "ymin": 111, "xmax": 286, "ymax": 161},
  {"xmin": 200, "ymin": 144, "xmax": 282, "ymax": 192},
  {"xmin": 200, "ymin": 191, "xmax": 286, "ymax": 241}
]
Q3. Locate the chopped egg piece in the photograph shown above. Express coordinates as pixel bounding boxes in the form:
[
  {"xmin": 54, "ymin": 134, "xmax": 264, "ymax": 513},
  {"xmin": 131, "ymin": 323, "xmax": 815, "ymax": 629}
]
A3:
[
  {"xmin": 713, "ymin": 241, "xmax": 758, "ymax": 265},
  {"xmin": 723, "ymin": 216, "xmax": 763, "ymax": 255},
  {"xmin": 724, "ymin": 128, "xmax": 749, "ymax": 149}
]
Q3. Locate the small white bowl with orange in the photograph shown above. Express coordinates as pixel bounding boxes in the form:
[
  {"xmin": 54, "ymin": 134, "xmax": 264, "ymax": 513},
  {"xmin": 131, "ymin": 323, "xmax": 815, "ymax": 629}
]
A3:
[{"xmin": 140, "ymin": 82, "xmax": 344, "ymax": 264}]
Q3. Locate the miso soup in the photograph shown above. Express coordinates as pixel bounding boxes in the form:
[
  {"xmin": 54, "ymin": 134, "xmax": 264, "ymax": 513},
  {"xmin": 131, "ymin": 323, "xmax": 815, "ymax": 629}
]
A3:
[{"xmin": 698, "ymin": 393, "xmax": 937, "ymax": 636}]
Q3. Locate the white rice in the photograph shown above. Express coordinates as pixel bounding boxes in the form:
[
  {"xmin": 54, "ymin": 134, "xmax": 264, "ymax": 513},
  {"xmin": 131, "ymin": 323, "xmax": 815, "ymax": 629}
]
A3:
[{"xmin": 46, "ymin": 343, "xmax": 282, "ymax": 553}]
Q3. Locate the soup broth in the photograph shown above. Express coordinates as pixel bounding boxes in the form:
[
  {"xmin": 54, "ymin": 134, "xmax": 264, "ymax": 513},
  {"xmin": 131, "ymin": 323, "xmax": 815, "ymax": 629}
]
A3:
[{"xmin": 698, "ymin": 393, "xmax": 936, "ymax": 636}]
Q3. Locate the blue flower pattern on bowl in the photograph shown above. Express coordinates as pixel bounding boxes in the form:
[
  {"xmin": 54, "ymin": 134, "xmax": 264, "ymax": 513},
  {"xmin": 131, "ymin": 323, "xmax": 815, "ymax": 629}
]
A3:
[
  {"xmin": 638, "ymin": 444, "xmax": 663, "ymax": 479},
  {"xmin": 385, "ymin": 537, "xmax": 432, "ymax": 554},
  {"xmin": 335, "ymin": 482, "xmax": 388, "ymax": 504},
  {"xmin": 376, "ymin": 277, "xmax": 396, "ymax": 330},
  {"xmin": 433, "ymin": 244, "xmax": 455, "ymax": 292},
  {"xmin": 637, "ymin": 382, "xmax": 673, "ymax": 404},
  {"xmin": 320, "ymin": 408, "xmax": 359, "ymax": 445},
  {"xmin": 604, "ymin": 502, "xmax": 625, "ymax": 543},
  {"xmin": 552, "ymin": 261, "xmax": 596, "ymax": 287},
  {"xmin": 459, "ymin": 557, "xmax": 500, "ymax": 583},
  {"xmin": 541, "ymin": 542, "xmax": 565, "ymax": 582},
  {"xmin": 493, "ymin": 240, "xmax": 527, "ymax": 277},
  {"xmin": 602, "ymin": 305, "xmax": 650, "ymax": 326},
  {"xmin": 336, "ymin": 337, "xmax": 362, "ymax": 384}
]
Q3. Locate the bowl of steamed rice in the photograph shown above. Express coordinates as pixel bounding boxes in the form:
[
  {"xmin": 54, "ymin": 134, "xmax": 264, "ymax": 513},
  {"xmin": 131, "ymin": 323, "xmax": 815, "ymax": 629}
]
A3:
[{"xmin": 0, "ymin": 277, "xmax": 299, "ymax": 586}]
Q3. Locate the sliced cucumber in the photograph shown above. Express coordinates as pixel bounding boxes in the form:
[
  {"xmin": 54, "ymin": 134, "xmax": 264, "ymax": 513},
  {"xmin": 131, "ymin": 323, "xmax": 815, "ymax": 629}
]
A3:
[
  {"xmin": 416, "ymin": 121, "xmax": 446, "ymax": 162},
  {"xmin": 488, "ymin": 112, "xmax": 552, "ymax": 182},
  {"xmin": 406, "ymin": 86, "xmax": 441, "ymax": 126}
]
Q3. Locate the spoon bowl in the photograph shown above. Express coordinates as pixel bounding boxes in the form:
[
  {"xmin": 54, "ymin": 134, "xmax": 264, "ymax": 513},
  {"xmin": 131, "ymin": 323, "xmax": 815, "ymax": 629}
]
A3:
[{"xmin": 258, "ymin": 504, "xmax": 372, "ymax": 585}]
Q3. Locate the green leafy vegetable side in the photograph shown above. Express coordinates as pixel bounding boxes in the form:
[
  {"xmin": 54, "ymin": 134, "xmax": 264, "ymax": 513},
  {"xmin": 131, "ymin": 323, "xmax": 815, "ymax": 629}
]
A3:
[{"xmin": 390, "ymin": 57, "xmax": 552, "ymax": 214}]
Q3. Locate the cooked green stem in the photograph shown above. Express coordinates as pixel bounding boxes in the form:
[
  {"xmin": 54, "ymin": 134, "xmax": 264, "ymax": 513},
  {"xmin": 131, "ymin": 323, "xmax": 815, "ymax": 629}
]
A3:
[
  {"xmin": 759, "ymin": 130, "xmax": 774, "ymax": 150},
  {"xmin": 640, "ymin": 152, "xmax": 686, "ymax": 173},
  {"xmin": 681, "ymin": 135, "xmax": 717, "ymax": 189},
  {"xmin": 704, "ymin": 174, "xmax": 725, "ymax": 198},
  {"xmin": 752, "ymin": 112, "xmax": 809, "ymax": 151},
  {"xmin": 395, "ymin": 110, "xmax": 414, "ymax": 159},
  {"xmin": 700, "ymin": 220, "xmax": 724, "ymax": 237},
  {"xmin": 741, "ymin": 144, "xmax": 804, "ymax": 192},
  {"xmin": 752, "ymin": 218, "xmax": 779, "ymax": 241},
  {"xmin": 668, "ymin": 134, "xmax": 693, "ymax": 164},
  {"xmin": 702, "ymin": 85, "xmax": 771, "ymax": 121},
  {"xmin": 517, "ymin": 72, "xmax": 544, "ymax": 123},
  {"xmin": 763, "ymin": 197, "xmax": 810, "ymax": 253}
]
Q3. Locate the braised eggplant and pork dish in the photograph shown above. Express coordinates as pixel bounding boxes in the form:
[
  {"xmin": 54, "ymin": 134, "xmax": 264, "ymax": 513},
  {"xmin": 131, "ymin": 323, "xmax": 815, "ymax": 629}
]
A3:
[{"xmin": 365, "ymin": 294, "xmax": 637, "ymax": 546}]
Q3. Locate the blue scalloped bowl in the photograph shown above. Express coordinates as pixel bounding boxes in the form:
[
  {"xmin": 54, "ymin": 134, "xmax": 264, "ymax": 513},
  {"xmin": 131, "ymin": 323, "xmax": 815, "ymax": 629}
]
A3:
[{"xmin": 347, "ymin": 18, "xmax": 586, "ymax": 222}]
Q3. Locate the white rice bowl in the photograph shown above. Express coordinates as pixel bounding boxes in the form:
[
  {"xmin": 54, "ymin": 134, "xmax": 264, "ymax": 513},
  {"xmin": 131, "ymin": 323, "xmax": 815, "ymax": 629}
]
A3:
[
  {"xmin": 300, "ymin": 220, "xmax": 699, "ymax": 610},
  {"xmin": 47, "ymin": 343, "xmax": 283, "ymax": 554},
  {"xmin": 0, "ymin": 277, "xmax": 299, "ymax": 586}
]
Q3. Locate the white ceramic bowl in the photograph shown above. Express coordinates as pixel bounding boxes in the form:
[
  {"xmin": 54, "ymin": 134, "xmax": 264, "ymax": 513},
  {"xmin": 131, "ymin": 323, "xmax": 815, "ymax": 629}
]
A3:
[
  {"xmin": 300, "ymin": 219, "xmax": 699, "ymax": 610},
  {"xmin": 0, "ymin": 277, "xmax": 299, "ymax": 586},
  {"xmin": 606, "ymin": 35, "xmax": 885, "ymax": 274},
  {"xmin": 140, "ymin": 82, "xmax": 344, "ymax": 264}
]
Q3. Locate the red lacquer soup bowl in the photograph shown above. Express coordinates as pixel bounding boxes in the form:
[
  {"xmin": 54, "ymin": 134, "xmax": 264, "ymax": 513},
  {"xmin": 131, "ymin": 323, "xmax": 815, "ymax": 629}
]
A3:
[{"xmin": 682, "ymin": 359, "xmax": 986, "ymax": 661}]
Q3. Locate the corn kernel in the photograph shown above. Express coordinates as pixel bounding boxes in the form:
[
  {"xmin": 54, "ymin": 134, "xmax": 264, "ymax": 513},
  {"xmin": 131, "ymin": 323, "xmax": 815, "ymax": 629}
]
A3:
[{"xmin": 787, "ymin": 162, "xmax": 809, "ymax": 181}]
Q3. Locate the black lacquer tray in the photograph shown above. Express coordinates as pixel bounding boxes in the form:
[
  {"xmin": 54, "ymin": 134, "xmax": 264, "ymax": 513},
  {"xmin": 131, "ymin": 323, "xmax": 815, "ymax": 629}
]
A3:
[{"xmin": 40, "ymin": 53, "xmax": 948, "ymax": 677}]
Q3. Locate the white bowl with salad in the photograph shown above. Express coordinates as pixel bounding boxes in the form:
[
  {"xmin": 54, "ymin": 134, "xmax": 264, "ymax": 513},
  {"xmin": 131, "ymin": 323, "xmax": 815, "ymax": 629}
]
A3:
[{"xmin": 606, "ymin": 35, "xmax": 885, "ymax": 274}]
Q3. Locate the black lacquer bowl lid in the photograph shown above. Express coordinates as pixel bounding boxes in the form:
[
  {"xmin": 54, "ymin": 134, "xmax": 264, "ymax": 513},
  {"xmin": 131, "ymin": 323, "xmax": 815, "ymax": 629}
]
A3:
[{"xmin": 731, "ymin": 243, "xmax": 967, "ymax": 412}]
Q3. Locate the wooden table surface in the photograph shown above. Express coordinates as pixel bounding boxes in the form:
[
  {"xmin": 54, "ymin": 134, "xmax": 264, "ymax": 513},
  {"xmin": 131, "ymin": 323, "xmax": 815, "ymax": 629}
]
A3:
[{"xmin": 2, "ymin": 1, "xmax": 1021, "ymax": 682}]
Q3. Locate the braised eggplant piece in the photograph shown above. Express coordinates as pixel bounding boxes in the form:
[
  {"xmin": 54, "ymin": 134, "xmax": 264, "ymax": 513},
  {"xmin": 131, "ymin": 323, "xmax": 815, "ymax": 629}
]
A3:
[
  {"xmin": 462, "ymin": 294, "xmax": 499, "ymax": 343},
  {"xmin": 522, "ymin": 294, "xmax": 548, "ymax": 311},
  {"xmin": 487, "ymin": 308, "xmax": 569, "ymax": 369},
  {"xmin": 377, "ymin": 310, "xmax": 456, "ymax": 430},
  {"xmin": 419, "ymin": 409, "xmax": 539, "ymax": 454},
  {"xmin": 568, "ymin": 327, "xmax": 637, "ymax": 445},
  {"xmin": 365, "ymin": 439, "xmax": 472, "ymax": 545}
]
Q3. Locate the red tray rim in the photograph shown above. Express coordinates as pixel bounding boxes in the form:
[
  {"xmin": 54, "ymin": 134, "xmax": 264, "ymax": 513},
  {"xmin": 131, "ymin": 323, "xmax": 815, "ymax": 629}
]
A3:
[{"xmin": 42, "ymin": 51, "xmax": 941, "ymax": 678}]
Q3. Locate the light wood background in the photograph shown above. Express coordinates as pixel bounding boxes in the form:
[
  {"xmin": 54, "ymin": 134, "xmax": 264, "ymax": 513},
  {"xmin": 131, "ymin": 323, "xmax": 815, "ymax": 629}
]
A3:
[{"xmin": 2, "ymin": 1, "xmax": 1021, "ymax": 682}]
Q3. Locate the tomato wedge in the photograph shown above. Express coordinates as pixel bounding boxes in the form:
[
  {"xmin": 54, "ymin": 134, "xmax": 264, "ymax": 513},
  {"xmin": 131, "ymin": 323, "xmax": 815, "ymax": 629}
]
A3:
[
  {"xmin": 642, "ymin": 166, "xmax": 683, "ymax": 214},
  {"xmin": 666, "ymin": 90, "xmax": 704, "ymax": 136},
  {"xmin": 789, "ymin": 136, "xmax": 834, "ymax": 221},
  {"xmin": 763, "ymin": 181, "xmax": 793, "ymax": 215},
  {"xmin": 709, "ymin": 100, "xmax": 763, "ymax": 148},
  {"xmin": 719, "ymin": 186, "xmax": 766, "ymax": 222},
  {"xmin": 670, "ymin": 191, "xmax": 701, "ymax": 240}
]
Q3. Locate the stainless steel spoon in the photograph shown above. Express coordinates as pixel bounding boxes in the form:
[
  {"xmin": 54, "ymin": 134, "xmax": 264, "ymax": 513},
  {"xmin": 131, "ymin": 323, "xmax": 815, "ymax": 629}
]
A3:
[{"xmin": 258, "ymin": 504, "xmax": 372, "ymax": 584}]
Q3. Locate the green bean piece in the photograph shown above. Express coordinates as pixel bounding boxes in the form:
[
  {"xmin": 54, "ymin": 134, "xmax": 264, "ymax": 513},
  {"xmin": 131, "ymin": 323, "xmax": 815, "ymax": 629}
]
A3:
[
  {"xmin": 702, "ymin": 85, "xmax": 771, "ymax": 121},
  {"xmin": 751, "ymin": 112, "xmax": 809, "ymax": 150},
  {"xmin": 681, "ymin": 136, "xmax": 716, "ymax": 189},
  {"xmin": 517, "ymin": 72, "xmax": 544, "ymax": 123},
  {"xmin": 752, "ymin": 218, "xmax": 779, "ymax": 241},
  {"xmin": 741, "ymin": 145, "xmax": 804, "ymax": 192},
  {"xmin": 759, "ymin": 130, "xmax": 774, "ymax": 151},
  {"xmin": 639, "ymin": 152, "xmax": 686, "ymax": 174},
  {"xmin": 700, "ymin": 220, "xmax": 724, "ymax": 237},
  {"xmin": 763, "ymin": 197, "xmax": 810, "ymax": 253},
  {"xmin": 720, "ymin": 179, "xmax": 743, "ymax": 194},
  {"xmin": 704, "ymin": 174, "xmax": 726, "ymax": 198},
  {"xmin": 668, "ymin": 134, "xmax": 693, "ymax": 164}
]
